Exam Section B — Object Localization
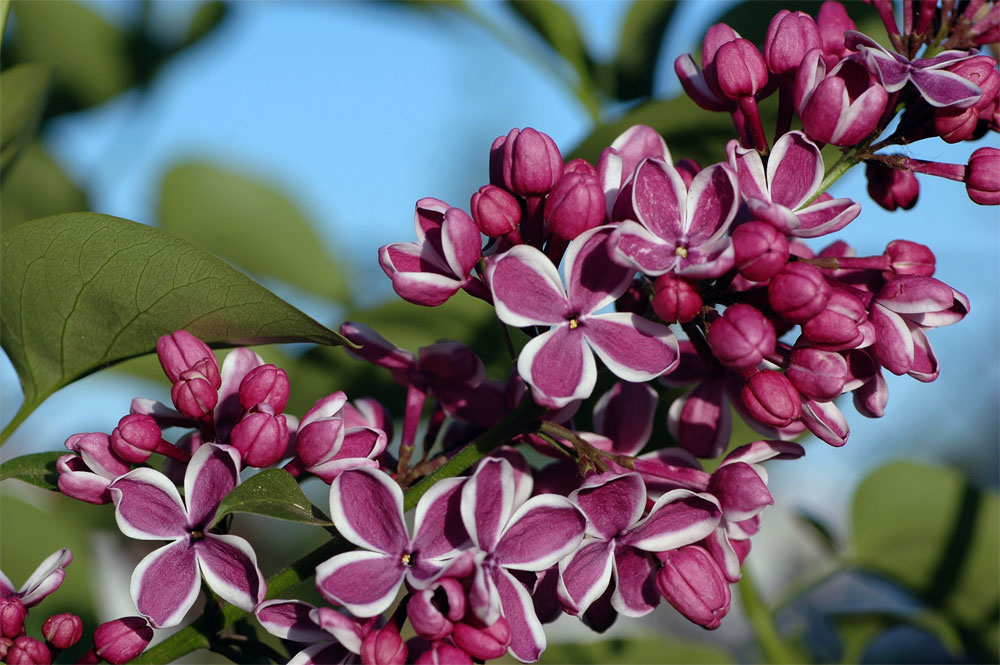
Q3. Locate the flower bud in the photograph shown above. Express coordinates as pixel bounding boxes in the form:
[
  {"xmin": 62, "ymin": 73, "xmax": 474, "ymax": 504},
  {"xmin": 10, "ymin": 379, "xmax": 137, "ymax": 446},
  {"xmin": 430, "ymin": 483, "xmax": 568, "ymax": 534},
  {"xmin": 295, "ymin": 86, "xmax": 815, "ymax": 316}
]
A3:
[
  {"xmin": 656, "ymin": 545, "xmax": 731, "ymax": 629},
  {"xmin": 740, "ymin": 370, "xmax": 801, "ymax": 427},
  {"xmin": 361, "ymin": 624, "xmax": 407, "ymax": 665},
  {"xmin": 732, "ymin": 221, "xmax": 790, "ymax": 282},
  {"xmin": 0, "ymin": 597, "xmax": 27, "ymax": 638},
  {"xmin": 42, "ymin": 613, "xmax": 83, "ymax": 650},
  {"xmin": 866, "ymin": 162, "xmax": 919, "ymax": 212},
  {"xmin": 544, "ymin": 172, "xmax": 605, "ymax": 241},
  {"xmin": 470, "ymin": 185, "xmax": 521, "ymax": 238},
  {"xmin": 170, "ymin": 369, "xmax": 218, "ymax": 421},
  {"xmin": 966, "ymin": 147, "xmax": 1000, "ymax": 205},
  {"xmin": 674, "ymin": 158, "xmax": 701, "ymax": 187},
  {"xmin": 238, "ymin": 364, "xmax": 290, "ymax": 413},
  {"xmin": 230, "ymin": 410, "xmax": 289, "ymax": 468},
  {"xmin": 452, "ymin": 618, "xmax": 512, "ymax": 661},
  {"xmin": 407, "ymin": 577, "xmax": 465, "ymax": 641},
  {"xmin": 156, "ymin": 330, "xmax": 219, "ymax": 386},
  {"xmin": 491, "ymin": 127, "xmax": 563, "ymax": 197},
  {"xmin": 764, "ymin": 10, "xmax": 821, "ymax": 76},
  {"xmin": 801, "ymin": 398, "xmax": 849, "ymax": 446},
  {"xmin": 785, "ymin": 347, "xmax": 849, "ymax": 400},
  {"xmin": 714, "ymin": 38, "xmax": 768, "ymax": 100},
  {"xmin": 933, "ymin": 106, "xmax": 980, "ymax": 143},
  {"xmin": 706, "ymin": 304, "xmax": 776, "ymax": 369},
  {"xmin": 93, "ymin": 617, "xmax": 153, "ymax": 665},
  {"xmin": 799, "ymin": 58, "xmax": 888, "ymax": 146},
  {"xmin": 651, "ymin": 275, "xmax": 702, "ymax": 323},
  {"xmin": 768, "ymin": 262, "xmax": 830, "ymax": 322},
  {"xmin": 562, "ymin": 157, "xmax": 598, "ymax": 177},
  {"xmin": 0, "ymin": 637, "xmax": 11, "ymax": 661},
  {"xmin": 110, "ymin": 414, "xmax": 163, "ymax": 464},
  {"xmin": 801, "ymin": 288, "xmax": 868, "ymax": 350},
  {"xmin": 413, "ymin": 641, "xmax": 473, "ymax": 665},
  {"xmin": 816, "ymin": 1, "xmax": 856, "ymax": 67},
  {"xmin": 884, "ymin": 239, "xmax": 935, "ymax": 277},
  {"xmin": 6, "ymin": 636, "xmax": 51, "ymax": 665}
]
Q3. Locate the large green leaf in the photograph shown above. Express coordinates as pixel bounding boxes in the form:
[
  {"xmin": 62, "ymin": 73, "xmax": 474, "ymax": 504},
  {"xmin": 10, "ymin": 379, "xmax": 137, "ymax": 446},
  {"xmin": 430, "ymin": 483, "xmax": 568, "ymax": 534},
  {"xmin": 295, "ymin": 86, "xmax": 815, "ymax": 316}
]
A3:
[
  {"xmin": 0, "ymin": 213, "xmax": 350, "ymax": 443},
  {"xmin": 851, "ymin": 461, "xmax": 999, "ymax": 660},
  {"xmin": 215, "ymin": 469, "xmax": 332, "ymax": 527},
  {"xmin": 0, "ymin": 451, "xmax": 63, "ymax": 491},
  {"xmin": 0, "ymin": 62, "xmax": 52, "ymax": 176},
  {"xmin": 0, "ymin": 142, "xmax": 89, "ymax": 231},
  {"xmin": 8, "ymin": 0, "xmax": 133, "ymax": 113},
  {"xmin": 610, "ymin": 0, "xmax": 677, "ymax": 101},
  {"xmin": 159, "ymin": 162, "xmax": 350, "ymax": 304}
]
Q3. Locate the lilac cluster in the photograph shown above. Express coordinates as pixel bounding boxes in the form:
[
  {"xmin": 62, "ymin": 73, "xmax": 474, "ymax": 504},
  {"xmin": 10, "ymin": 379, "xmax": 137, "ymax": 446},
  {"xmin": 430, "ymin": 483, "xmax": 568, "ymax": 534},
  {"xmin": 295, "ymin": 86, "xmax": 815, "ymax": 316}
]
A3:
[{"xmin": 46, "ymin": 3, "xmax": 989, "ymax": 664}]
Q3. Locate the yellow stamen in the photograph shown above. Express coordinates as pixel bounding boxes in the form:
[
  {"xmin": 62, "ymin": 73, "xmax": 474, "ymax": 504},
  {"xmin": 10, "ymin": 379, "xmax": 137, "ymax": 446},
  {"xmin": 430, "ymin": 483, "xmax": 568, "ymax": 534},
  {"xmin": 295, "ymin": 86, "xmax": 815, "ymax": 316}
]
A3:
[
  {"xmin": 568, "ymin": 318, "xmax": 579, "ymax": 329},
  {"xmin": 675, "ymin": 246, "xmax": 688, "ymax": 258},
  {"xmin": 401, "ymin": 553, "xmax": 411, "ymax": 566}
]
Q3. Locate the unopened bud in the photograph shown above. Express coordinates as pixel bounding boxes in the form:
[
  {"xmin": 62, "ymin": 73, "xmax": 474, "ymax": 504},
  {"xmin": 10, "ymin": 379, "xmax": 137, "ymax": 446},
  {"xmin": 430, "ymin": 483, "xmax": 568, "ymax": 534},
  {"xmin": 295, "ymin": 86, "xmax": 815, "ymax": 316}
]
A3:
[
  {"xmin": 0, "ymin": 597, "xmax": 27, "ymax": 638},
  {"xmin": 238, "ymin": 364, "xmax": 290, "ymax": 413},
  {"xmin": 740, "ymin": 370, "xmax": 801, "ymax": 427},
  {"xmin": 768, "ymin": 262, "xmax": 830, "ymax": 322},
  {"xmin": 230, "ymin": 410, "xmax": 289, "ymax": 468},
  {"xmin": 651, "ymin": 275, "xmax": 702, "ymax": 323},
  {"xmin": 452, "ymin": 617, "xmax": 512, "ymax": 661},
  {"xmin": 42, "ymin": 613, "xmax": 83, "ymax": 650},
  {"xmin": 885, "ymin": 239, "xmax": 935, "ymax": 277},
  {"xmin": 764, "ymin": 10, "xmax": 821, "ymax": 76},
  {"xmin": 657, "ymin": 546, "xmax": 731, "ymax": 629},
  {"xmin": 471, "ymin": 185, "xmax": 521, "ymax": 238},
  {"xmin": 866, "ymin": 162, "xmax": 919, "ymax": 212},
  {"xmin": 732, "ymin": 221, "xmax": 789, "ymax": 282},
  {"xmin": 706, "ymin": 304, "xmax": 776, "ymax": 369},
  {"xmin": 93, "ymin": 617, "xmax": 153, "ymax": 665},
  {"xmin": 156, "ymin": 331, "xmax": 218, "ymax": 386},
  {"xmin": 360, "ymin": 624, "xmax": 407, "ymax": 665},
  {"xmin": 7, "ymin": 636, "xmax": 51, "ymax": 665},
  {"xmin": 544, "ymin": 172, "xmax": 605, "ymax": 241},
  {"xmin": 714, "ymin": 38, "xmax": 768, "ymax": 100},
  {"xmin": 491, "ymin": 127, "xmax": 563, "ymax": 197},
  {"xmin": 966, "ymin": 147, "xmax": 1000, "ymax": 205},
  {"xmin": 786, "ymin": 347, "xmax": 849, "ymax": 400},
  {"xmin": 110, "ymin": 414, "xmax": 163, "ymax": 464}
]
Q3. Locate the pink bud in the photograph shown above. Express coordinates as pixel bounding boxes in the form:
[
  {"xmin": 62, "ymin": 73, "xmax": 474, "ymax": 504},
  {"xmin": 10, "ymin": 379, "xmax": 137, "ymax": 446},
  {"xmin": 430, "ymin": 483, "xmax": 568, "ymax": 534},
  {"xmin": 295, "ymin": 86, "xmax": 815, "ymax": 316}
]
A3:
[
  {"xmin": 414, "ymin": 641, "xmax": 473, "ymax": 665},
  {"xmin": 768, "ymin": 262, "xmax": 831, "ymax": 322},
  {"xmin": 170, "ymin": 371, "xmax": 218, "ymax": 421},
  {"xmin": 0, "ymin": 637, "xmax": 11, "ymax": 661},
  {"xmin": 407, "ymin": 590, "xmax": 454, "ymax": 642},
  {"xmin": 110, "ymin": 414, "xmax": 162, "ymax": 464},
  {"xmin": 93, "ymin": 617, "xmax": 153, "ymax": 665},
  {"xmin": 360, "ymin": 624, "xmax": 407, "ymax": 665},
  {"xmin": 0, "ymin": 597, "xmax": 27, "ymax": 638},
  {"xmin": 544, "ymin": 172, "xmax": 605, "ymax": 241},
  {"xmin": 816, "ymin": 2, "xmax": 856, "ymax": 68},
  {"xmin": 785, "ymin": 347, "xmax": 849, "ymax": 400},
  {"xmin": 764, "ymin": 10, "xmax": 822, "ymax": 76},
  {"xmin": 714, "ymin": 38, "xmax": 768, "ymax": 100},
  {"xmin": 491, "ymin": 128, "xmax": 563, "ymax": 197},
  {"xmin": 706, "ymin": 304, "xmax": 776, "ymax": 369},
  {"xmin": 799, "ymin": 59, "xmax": 888, "ymax": 146},
  {"xmin": 651, "ymin": 274, "xmax": 702, "ymax": 323},
  {"xmin": 674, "ymin": 158, "xmax": 701, "ymax": 187},
  {"xmin": 966, "ymin": 147, "xmax": 1000, "ymax": 205},
  {"xmin": 740, "ymin": 370, "xmax": 802, "ymax": 427},
  {"xmin": 470, "ymin": 185, "xmax": 521, "ymax": 238},
  {"xmin": 933, "ymin": 106, "xmax": 980, "ymax": 143},
  {"xmin": 656, "ymin": 545, "xmax": 731, "ymax": 629},
  {"xmin": 156, "ymin": 331, "xmax": 218, "ymax": 386},
  {"xmin": 801, "ymin": 288, "xmax": 868, "ymax": 350},
  {"xmin": 950, "ymin": 56, "xmax": 1000, "ymax": 112},
  {"xmin": 229, "ymin": 410, "xmax": 289, "ymax": 468},
  {"xmin": 866, "ymin": 162, "xmax": 919, "ymax": 211},
  {"xmin": 238, "ymin": 364, "xmax": 290, "ymax": 413},
  {"xmin": 885, "ymin": 240, "xmax": 935, "ymax": 277},
  {"xmin": 42, "ymin": 613, "xmax": 83, "ymax": 650},
  {"xmin": 451, "ymin": 618, "xmax": 512, "ymax": 661},
  {"xmin": 7, "ymin": 636, "xmax": 50, "ymax": 665},
  {"xmin": 562, "ymin": 157, "xmax": 598, "ymax": 177},
  {"xmin": 732, "ymin": 221, "xmax": 790, "ymax": 282}
]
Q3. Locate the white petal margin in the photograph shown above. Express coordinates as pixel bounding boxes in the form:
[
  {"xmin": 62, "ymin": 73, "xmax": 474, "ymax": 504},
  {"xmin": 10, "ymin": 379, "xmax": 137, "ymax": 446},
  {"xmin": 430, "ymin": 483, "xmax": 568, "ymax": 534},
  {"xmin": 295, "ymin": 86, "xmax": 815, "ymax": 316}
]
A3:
[
  {"xmin": 130, "ymin": 539, "xmax": 200, "ymax": 628},
  {"xmin": 314, "ymin": 550, "xmax": 404, "ymax": 618},
  {"xmin": 329, "ymin": 467, "xmax": 405, "ymax": 554},
  {"xmin": 487, "ymin": 245, "xmax": 568, "ymax": 328},
  {"xmin": 195, "ymin": 533, "xmax": 266, "ymax": 611},
  {"xmin": 411, "ymin": 476, "xmax": 468, "ymax": 563},
  {"xmin": 517, "ymin": 326, "xmax": 597, "ymax": 410},
  {"xmin": 494, "ymin": 567, "xmax": 547, "ymax": 663},
  {"xmin": 255, "ymin": 599, "xmax": 331, "ymax": 643},
  {"xmin": 624, "ymin": 490, "xmax": 721, "ymax": 552},
  {"xmin": 556, "ymin": 539, "xmax": 615, "ymax": 617},
  {"xmin": 109, "ymin": 468, "xmax": 189, "ymax": 540},
  {"xmin": 494, "ymin": 494, "xmax": 586, "ymax": 571},
  {"xmin": 461, "ymin": 458, "xmax": 515, "ymax": 554},
  {"xmin": 18, "ymin": 548, "xmax": 73, "ymax": 607},
  {"xmin": 287, "ymin": 642, "xmax": 354, "ymax": 665},
  {"xmin": 467, "ymin": 557, "xmax": 502, "ymax": 626},
  {"xmin": 584, "ymin": 313, "xmax": 680, "ymax": 382}
]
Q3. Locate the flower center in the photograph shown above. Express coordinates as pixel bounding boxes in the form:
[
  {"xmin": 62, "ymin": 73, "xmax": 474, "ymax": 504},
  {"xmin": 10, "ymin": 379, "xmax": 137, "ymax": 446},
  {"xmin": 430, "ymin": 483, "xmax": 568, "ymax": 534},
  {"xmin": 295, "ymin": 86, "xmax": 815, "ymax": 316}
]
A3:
[
  {"xmin": 675, "ymin": 246, "xmax": 688, "ymax": 258},
  {"xmin": 401, "ymin": 552, "xmax": 412, "ymax": 566},
  {"xmin": 568, "ymin": 318, "xmax": 579, "ymax": 329},
  {"xmin": 189, "ymin": 530, "xmax": 205, "ymax": 542}
]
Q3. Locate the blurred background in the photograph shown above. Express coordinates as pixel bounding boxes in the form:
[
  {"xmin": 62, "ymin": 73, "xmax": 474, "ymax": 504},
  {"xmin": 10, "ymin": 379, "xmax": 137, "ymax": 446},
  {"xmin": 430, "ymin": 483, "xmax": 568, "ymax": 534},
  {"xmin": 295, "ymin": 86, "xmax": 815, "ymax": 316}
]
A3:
[{"xmin": 1, "ymin": 1, "xmax": 997, "ymax": 663}]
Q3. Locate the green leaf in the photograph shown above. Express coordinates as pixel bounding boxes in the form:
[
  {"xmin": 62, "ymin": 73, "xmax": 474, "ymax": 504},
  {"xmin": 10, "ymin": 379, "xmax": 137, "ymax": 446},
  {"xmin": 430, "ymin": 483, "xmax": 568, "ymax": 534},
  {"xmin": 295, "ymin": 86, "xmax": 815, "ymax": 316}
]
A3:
[
  {"xmin": 832, "ymin": 611, "xmax": 963, "ymax": 664},
  {"xmin": 610, "ymin": 0, "xmax": 677, "ymax": 100},
  {"xmin": 0, "ymin": 213, "xmax": 350, "ymax": 444},
  {"xmin": 851, "ymin": 461, "xmax": 999, "ymax": 660},
  {"xmin": 536, "ymin": 637, "xmax": 734, "ymax": 664},
  {"xmin": 0, "ymin": 451, "xmax": 63, "ymax": 491},
  {"xmin": 159, "ymin": 162, "xmax": 351, "ymax": 303},
  {"xmin": 0, "ymin": 142, "xmax": 89, "ymax": 231},
  {"xmin": 8, "ymin": 0, "xmax": 133, "ymax": 113},
  {"xmin": 215, "ymin": 469, "xmax": 332, "ymax": 527},
  {"xmin": 0, "ymin": 63, "xmax": 52, "ymax": 176}
]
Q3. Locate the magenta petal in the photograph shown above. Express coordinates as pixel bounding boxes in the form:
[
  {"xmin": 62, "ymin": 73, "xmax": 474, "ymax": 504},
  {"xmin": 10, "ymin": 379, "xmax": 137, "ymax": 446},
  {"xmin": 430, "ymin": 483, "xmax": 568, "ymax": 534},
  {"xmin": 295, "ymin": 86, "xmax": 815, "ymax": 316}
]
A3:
[
  {"xmin": 708, "ymin": 462, "xmax": 773, "ymax": 521},
  {"xmin": 565, "ymin": 226, "xmax": 635, "ymax": 314},
  {"xmin": 185, "ymin": 444, "xmax": 241, "ymax": 529},
  {"xmin": 630, "ymin": 159, "xmax": 687, "ymax": 241},
  {"xmin": 877, "ymin": 276, "xmax": 955, "ymax": 315},
  {"xmin": 870, "ymin": 304, "xmax": 915, "ymax": 375},
  {"xmin": 584, "ymin": 313, "xmax": 679, "ymax": 382},
  {"xmin": 461, "ymin": 459, "xmax": 515, "ymax": 553},
  {"xmin": 131, "ymin": 539, "xmax": 200, "ymax": 628},
  {"xmin": 388, "ymin": 266, "xmax": 464, "ymax": 307},
  {"xmin": 493, "ymin": 568, "xmax": 546, "ymax": 663},
  {"xmin": 338, "ymin": 427, "xmax": 387, "ymax": 460},
  {"xmin": 570, "ymin": 473, "xmax": 646, "ymax": 540},
  {"xmin": 195, "ymin": 534, "xmax": 265, "ymax": 611},
  {"xmin": 215, "ymin": 348, "xmax": 265, "ymax": 441},
  {"xmin": 488, "ymin": 245, "xmax": 568, "ymax": 327},
  {"xmin": 610, "ymin": 546, "xmax": 659, "ymax": 617},
  {"xmin": 341, "ymin": 322, "xmax": 415, "ymax": 371},
  {"xmin": 440, "ymin": 208, "xmax": 482, "ymax": 277},
  {"xmin": 255, "ymin": 600, "xmax": 330, "ymax": 642},
  {"xmin": 311, "ymin": 607, "xmax": 368, "ymax": 654},
  {"xmin": 667, "ymin": 381, "xmax": 732, "ymax": 459},
  {"xmin": 468, "ymin": 559, "xmax": 502, "ymax": 626},
  {"xmin": 793, "ymin": 197, "xmax": 861, "ymax": 237},
  {"xmin": 288, "ymin": 642, "xmax": 354, "ymax": 665},
  {"xmin": 315, "ymin": 551, "xmax": 405, "ymax": 617},
  {"xmin": 727, "ymin": 140, "xmax": 769, "ymax": 202},
  {"xmin": 518, "ymin": 325, "xmax": 596, "ymax": 409},
  {"xmin": 17, "ymin": 548, "xmax": 72, "ymax": 607},
  {"xmin": 557, "ymin": 540, "xmax": 615, "ymax": 616},
  {"xmin": 593, "ymin": 381, "xmax": 657, "ymax": 456},
  {"xmin": 494, "ymin": 495, "xmax": 586, "ymax": 571},
  {"xmin": 411, "ymin": 477, "xmax": 469, "ymax": 564},
  {"xmin": 910, "ymin": 67, "xmax": 982, "ymax": 108},
  {"xmin": 621, "ymin": 490, "xmax": 721, "ymax": 552},
  {"xmin": 611, "ymin": 221, "xmax": 678, "ymax": 276},
  {"xmin": 907, "ymin": 324, "xmax": 940, "ymax": 382},
  {"xmin": 109, "ymin": 469, "xmax": 188, "ymax": 540},
  {"xmin": 801, "ymin": 399, "xmax": 850, "ymax": 447},
  {"xmin": 685, "ymin": 164, "xmax": 739, "ymax": 246},
  {"xmin": 767, "ymin": 132, "xmax": 824, "ymax": 210},
  {"xmin": 721, "ymin": 440, "xmax": 805, "ymax": 468},
  {"xmin": 330, "ymin": 468, "xmax": 408, "ymax": 555},
  {"xmin": 57, "ymin": 458, "xmax": 113, "ymax": 504}
]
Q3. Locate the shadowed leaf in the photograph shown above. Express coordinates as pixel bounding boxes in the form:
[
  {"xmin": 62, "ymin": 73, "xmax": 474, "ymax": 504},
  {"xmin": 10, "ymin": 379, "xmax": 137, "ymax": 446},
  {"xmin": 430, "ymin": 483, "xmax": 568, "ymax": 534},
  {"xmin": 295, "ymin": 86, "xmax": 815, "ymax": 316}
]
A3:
[
  {"xmin": 0, "ymin": 451, "xmax": 63, "ymax": 492},
  {"xmin": 0, "ymin": 63, "xmax": 51, "ymax": 176},
  {"xmin": 215, "ymin": 469, "xmax": 332, "ymax": 527}
]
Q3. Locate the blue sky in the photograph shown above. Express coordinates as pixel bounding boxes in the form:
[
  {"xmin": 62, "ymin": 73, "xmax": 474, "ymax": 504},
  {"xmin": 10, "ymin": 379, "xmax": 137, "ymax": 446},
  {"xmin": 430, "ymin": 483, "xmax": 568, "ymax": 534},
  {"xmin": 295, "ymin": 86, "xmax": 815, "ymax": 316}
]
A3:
[{"xmin": 2, "ymin": 0, "xmax": 997, "ymax": 533}]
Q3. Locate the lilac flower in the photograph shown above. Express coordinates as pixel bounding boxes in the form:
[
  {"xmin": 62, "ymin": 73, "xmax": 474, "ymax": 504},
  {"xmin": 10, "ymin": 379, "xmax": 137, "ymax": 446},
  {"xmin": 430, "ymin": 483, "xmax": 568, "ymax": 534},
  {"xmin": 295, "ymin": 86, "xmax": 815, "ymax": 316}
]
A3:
[
  {"xmin": 845, "ymin": 31, "xmax": 982, "ymax": 108},
  {"xmin": 459, "ymin": 458, "xmax": 586, "ymax": 662},
  {"xmin": 557, "ymin": 472, "xmax": 721, "ymax": 620},
  {"xmin": 256, "ymin": 599, "xmax": 377, "ymax": 665},
  {"xmin": 315, "ymin": 468, "xmax": 468, "ymax": 617},
  {"xmin": 487, "ymin": 226, "xmax": 679, "ymax": 408},
  {"xmin": 57, "ymin": 433, "xmax": 130, "ymax": 504},
  {"xmin": 289, "ymin": 391, "xmax": 387, "ymax": 483},
  {"xmin": 0, "ymin": 549, "xmax": 72, "ymax": 608},
  {"xmin": 609, "ymin": 158, "xmax": 740, "ymax": 279},
  {"xmin": 597, "ymin": 125, "xmax": 672, "ymax": 219},
  {"xmin": 108, "ymin": 444, "xmax": 266, "ymax": 628},
  {"xmin": 728, "ymin": 131, "xmax": 861, "ymax": 238}
]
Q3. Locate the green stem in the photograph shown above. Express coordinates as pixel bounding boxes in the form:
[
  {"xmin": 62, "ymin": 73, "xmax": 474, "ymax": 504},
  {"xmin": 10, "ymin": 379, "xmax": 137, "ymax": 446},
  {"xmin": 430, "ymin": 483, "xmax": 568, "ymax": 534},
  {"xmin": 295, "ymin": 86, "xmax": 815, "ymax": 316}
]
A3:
[
  {"xmin": 770, "ymin": 557, "xmax": 846, "ymax": 614},
  {"xmin": 738, "ymin": 566, "xmax": 802, "ymax": 664},
  {"xmin": 801, "ymin": 150, "xmax": 858, "ymax": 208},
  {"xmin": 129, "ymin": 399, "xmax": 544, "ymax": 664}
]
